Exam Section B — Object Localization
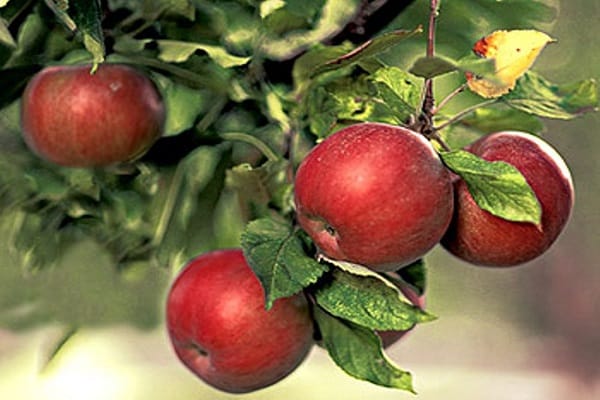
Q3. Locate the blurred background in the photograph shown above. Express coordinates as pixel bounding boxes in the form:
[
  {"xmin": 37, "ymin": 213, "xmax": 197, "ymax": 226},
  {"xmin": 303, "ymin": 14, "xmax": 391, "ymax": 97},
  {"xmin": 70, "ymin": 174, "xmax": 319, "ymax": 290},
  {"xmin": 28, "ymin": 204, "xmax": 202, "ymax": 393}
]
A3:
[{"xmin": 1, "ymin": 0, "xmax": 598, "ymax": 399}]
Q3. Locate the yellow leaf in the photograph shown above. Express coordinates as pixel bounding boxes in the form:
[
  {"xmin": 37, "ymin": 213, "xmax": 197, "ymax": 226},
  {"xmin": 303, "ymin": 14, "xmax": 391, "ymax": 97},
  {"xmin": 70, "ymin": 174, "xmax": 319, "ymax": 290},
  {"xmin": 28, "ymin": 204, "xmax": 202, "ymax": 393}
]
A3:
[{"xmin": 466, "ymin": 30, "xmax": 555, "ymax": 98}]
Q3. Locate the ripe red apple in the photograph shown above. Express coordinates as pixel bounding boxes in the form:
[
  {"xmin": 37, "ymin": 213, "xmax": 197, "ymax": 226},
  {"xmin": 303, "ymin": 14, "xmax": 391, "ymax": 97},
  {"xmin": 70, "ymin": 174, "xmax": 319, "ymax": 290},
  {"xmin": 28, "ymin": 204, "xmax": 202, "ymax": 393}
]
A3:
[
  {"xmin": 294, "ymin": 122, "xmax": 454, "ymax": 272},
  {"xmin": 21, "ymin": 63, "xmax": 165, "ymax": 167},
  {"xmin": 377, "ymin": 273, "xmax": 426, "ymax": 348},
  {"xmin": 166, "ymin": 249, "xmax": 314, "ymax": 393},
  {"xmin": 442, "ymin": 131, "xmax": 574, "ymax": 267}
]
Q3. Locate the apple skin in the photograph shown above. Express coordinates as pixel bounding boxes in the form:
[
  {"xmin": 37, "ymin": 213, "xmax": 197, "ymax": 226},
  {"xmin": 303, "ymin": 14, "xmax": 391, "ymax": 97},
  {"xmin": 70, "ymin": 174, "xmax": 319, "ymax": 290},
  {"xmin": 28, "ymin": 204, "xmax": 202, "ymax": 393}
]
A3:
[
  {"xmin": 21, "ymin": 64, "xmax": 165, "ymax": 167},
  {"xmin": 294, "ymin": 122, "xmax": 454, "ymax": 272},
  {"xmin": 377, "ymin": 273, "xmax": 426, "ymax": 348},
  {"xmin": 442, "ymin": 131, "xmax": 574, "ymax": 267},
  {"xmin": 166, "ymin": 249, "xmax": 314, "ymax": 394}
]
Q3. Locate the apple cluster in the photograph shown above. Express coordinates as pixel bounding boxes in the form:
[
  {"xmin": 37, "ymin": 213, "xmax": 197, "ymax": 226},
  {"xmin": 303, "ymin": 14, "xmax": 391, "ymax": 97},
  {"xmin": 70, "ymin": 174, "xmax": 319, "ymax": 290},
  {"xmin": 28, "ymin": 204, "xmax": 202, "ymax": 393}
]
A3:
[
  {"xmin": 19, "ymin": 65, "xmax": 574, "ymax": 393},
  {"xmin": 165, "ymin": 248, "xmax": 424, "ymax": 393},
  {"xmin": 164, "ymin": 122, "xmax": 573, "ymax": 394},
  {"xmin": 295, "ymin": 122, "xmax": 574, "ymax": 269}
]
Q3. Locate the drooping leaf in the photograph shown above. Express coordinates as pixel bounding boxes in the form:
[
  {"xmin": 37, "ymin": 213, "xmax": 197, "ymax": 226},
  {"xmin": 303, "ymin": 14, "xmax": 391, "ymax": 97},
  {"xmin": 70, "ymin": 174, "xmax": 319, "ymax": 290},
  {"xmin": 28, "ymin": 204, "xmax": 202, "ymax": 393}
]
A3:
[
  {"xmin": 44, "ymin": 0, "xmax": 105, "ymax": 68},
  {"xmin": 240, "ymin": 216, "xmax": 329, "ymax": 309},
  {"xmin": 315, "ymin": 268, "xmax": 433, "ymax": 331},
  {"xmin": 441, "ymin": 150, "xmax": 542, "ymax": 224},
  {"xmin": 456, "ymin": 106, "xmax": 545, "ymax": 135},
  {"xmin": 314, "ymin": 307, "xmax": 415, "ymax": 392},
  {"xmin": 504, "ymin": 72, "xmax": 598, "ymax": 119},
  {"xmin": 312, "ymin": 27, "xmax": 424, "ymax": 77},
  {"xmin": 156, "ymin": 40, "xmax": 251, "ymax": 68}
]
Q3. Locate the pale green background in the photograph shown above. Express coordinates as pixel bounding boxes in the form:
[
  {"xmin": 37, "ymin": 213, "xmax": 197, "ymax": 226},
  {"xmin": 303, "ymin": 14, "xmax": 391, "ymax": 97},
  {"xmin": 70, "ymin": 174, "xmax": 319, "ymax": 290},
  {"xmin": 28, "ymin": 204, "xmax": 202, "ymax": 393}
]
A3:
[{"xmin": 1, "ymin": 1, "xmax": 599, "ymax": 399}]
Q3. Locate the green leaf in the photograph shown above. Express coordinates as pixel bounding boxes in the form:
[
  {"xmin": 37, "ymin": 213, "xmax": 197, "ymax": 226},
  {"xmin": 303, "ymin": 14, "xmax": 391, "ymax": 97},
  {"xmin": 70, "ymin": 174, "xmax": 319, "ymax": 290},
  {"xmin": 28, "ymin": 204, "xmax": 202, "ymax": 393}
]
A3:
[
  {"xmin": 313, "ymin": 28, "xmax": 423, "ymax": 77},
  {"xmin": 504, "ymin": 72, "xmax": 598, "ymax": 119},
  {"xmin": 5, "ymin": 9, "xmax": 49, "ymax": 67},
  {"xmin": 305, "ymin": 73, "xmax": 408, "ymax": 138},
  {"xmin": 259, "ymin": 0, "xmax": 362, "ymax": 60},
  {"xmin": 156, "ymin": 40, "xmax": 251, "ymax": 68},
  {"xmin": 369, "ymin": 66, "xmax": 422, "ymax": 121},
  {"xmin": 292, "ymin": 42, "xmax": 354, "ymax": 95},
  {"xmin": 0, "ymin": 17, "xmax": 16, "ymax": 47},
  {"xmin": 240, "ymin": 216, "xmax": 329, "ymax": 309},
  {"xmin": 314, "ymin": 307, "xmax": 415, "ymax": 392},
  {"xmin": 45, "ymin": 0, "xmax": 105, "ymax": 68},
  {"xmin": 458, "ymin": 106, "xmax": 545, "ymax": 135},
  {"xmin": 409, "ymin": 56, "xmax": 457, "ymax": 79},
  {"xmin": 9, "ymin": 210, "xmax": 66, "ymax": 271},
  {"xmin": 409, "ymin": 55, "xmax": 495, "ymax": 79},
  {"xmin": 225, "ymin": 159, "xmax": 292, "ymax": 218},
  {"xmin": 152, "ymin": 74, "xmax": 211, "ymax": 136},
  {"xmin": 315, "ymin": 268, "xmax": 433, "ymax": 331},
  {"xmin": 441, "ymin": 150, "xmax": 542, "ymax": 224},
  {"xmin": 392, "ymin": 259, "xmax": 427, "ymax": 297}
]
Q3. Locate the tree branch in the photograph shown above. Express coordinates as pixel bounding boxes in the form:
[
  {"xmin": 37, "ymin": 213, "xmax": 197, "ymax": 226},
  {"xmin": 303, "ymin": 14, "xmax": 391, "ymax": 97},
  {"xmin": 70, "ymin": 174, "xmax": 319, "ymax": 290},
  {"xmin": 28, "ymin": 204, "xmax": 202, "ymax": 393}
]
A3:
[{"xmin": 329, "ymin": 0, "xmax": 417, "ymax": 44}]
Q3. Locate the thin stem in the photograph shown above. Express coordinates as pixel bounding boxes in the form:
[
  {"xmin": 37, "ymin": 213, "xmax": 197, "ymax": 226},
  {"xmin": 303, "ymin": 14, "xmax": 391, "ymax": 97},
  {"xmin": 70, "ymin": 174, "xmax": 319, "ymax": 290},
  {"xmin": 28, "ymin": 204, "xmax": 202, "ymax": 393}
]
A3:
[
  {"xmin": 117, "ymin": 54, "xmax": 225, "ymax": 92},
  {"xmin": 151, "ymin": 164, "xmax": 186, "ymax": 247},
  {"xmin": 219, "ymin": 132, "xmax": 280, "ymax": 162},
  {"xmin": 429, "ymin": 131, "xmax": 452, "ymax": 152},
  {"xmin": 434, "ymin": 99, "xmax": 498, "ymax": 131},
  {"xmin": 420, "ymin": 0, "xmax": 439, "ymax": 116},
  {"xmin": 432, "ymin": 83, "xmax": 467, "ymax": 115}
]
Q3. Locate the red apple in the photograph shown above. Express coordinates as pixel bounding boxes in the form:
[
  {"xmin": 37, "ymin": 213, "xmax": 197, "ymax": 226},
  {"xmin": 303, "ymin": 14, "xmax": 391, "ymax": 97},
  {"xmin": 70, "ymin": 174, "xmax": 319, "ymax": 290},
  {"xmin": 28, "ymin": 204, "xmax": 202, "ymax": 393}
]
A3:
[
  {"xmin": 166, "ymin": 249, "xmax": 314, "ymax": 393},
  {"xmin": 442, "ymin": 131, "xmax": 574, "ymax": 267},
  {"xmin": 21, "ymin": 63, "xmax": 165, "ymax": 167},
  {"xmin": 294, "ymin": 122, "xmax": 454, "ymax": 272},
  {"xmin": 378, "ymin": 273, "xmax": 426, "ymax": 348}
]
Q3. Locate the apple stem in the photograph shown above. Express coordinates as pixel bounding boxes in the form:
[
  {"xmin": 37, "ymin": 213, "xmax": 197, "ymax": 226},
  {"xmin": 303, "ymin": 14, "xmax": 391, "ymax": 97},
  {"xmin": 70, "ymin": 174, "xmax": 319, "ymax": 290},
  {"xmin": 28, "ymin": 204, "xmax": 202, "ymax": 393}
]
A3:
[
  {"xmin": 410, "ymin": 0, "xmax": 451, "ymax": 152},
  {"xmin": 219, "ymin": 132, "xmax": 280, "ymax": 162},
  {"xmin": 431, "ymin": 83, "xmax": 467, "ymax": 115},
  {"xmin": 420, "ymin": 0, "xmax": 439, "ymax": 116},
  {"xmin": 434, "ymin": 99, "xmax": 498, "ymax": 132}
]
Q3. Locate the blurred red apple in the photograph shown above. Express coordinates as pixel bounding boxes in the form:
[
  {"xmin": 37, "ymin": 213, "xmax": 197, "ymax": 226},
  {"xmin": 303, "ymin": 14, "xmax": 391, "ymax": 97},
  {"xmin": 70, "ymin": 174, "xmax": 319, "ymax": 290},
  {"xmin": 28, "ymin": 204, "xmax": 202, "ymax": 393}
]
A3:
[
  {"xmin": 166, "ymin": 249, "xmax": 314, "ymax": 393},
  {"xmin": 294, "ymin": 122, "xmax": 454, "ymax": 272},
  {"xmin": 442, "ymin": 131, "xmax": 574, "ymax": 267},
  {"xmin": 21, "ymin": 63, "xmax": 165, "ymax": 167}
]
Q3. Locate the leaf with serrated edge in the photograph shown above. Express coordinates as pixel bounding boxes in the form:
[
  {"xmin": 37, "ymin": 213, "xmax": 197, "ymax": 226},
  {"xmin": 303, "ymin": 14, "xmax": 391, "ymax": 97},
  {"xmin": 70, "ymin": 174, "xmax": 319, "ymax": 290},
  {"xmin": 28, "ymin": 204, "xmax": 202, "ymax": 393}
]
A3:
[
  {"xmin": 505, "ymin": 72, "xmax": 598, "ymax": 119},
  {"xmin": 314, "ymin": 307, "xmax": 415, "ymax": 392},
  {"xmin": 441, "ymin": 150, "xmax": 542, "ymax": 224},
  {"xmin": 315, "ymin": 268, "xmax": 434, "ymax": 331},
  {"xmin": 241, "ymin": 217, "xmax": 328, "ymax": 309}
]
